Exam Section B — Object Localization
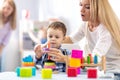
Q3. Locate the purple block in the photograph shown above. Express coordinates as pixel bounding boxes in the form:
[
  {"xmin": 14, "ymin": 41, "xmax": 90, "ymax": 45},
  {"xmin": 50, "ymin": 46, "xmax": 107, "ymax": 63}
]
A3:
[
  {"xmin": 71, "ymin": 49, "xmax": 83, "ymax": 58},
  {"xmin": 43, "ymin": 48, "xmax": 49, "ymax": 51},
  {"xmin": 77, "ymin": 67, "xmax": 81, "ymax": 74}
]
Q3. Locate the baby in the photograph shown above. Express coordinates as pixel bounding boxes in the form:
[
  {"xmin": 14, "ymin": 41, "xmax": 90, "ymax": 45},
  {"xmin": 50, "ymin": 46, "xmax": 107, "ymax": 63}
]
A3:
[{"xmin": 34, "ymin": 21, "xmax": 70, "ymax": 72}]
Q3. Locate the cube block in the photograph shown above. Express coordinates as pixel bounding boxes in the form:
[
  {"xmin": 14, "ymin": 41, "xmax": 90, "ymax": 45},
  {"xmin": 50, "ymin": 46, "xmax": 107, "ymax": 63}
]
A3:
[
  {"xmin": 69, "ymin": 58, "xmax": 81, "ymax": 67},
  {"xmin": 71, "ymin": 50, "xmax": 83, "ymax": 58},
  {"xmin": 87, "ymin": 68, "xmax": 97, "ymax": 78},
  {"xmin": 67, "ymin": 67, "xmax": 77, "ymax": 77},
  {"xmin": 20, "ymin": 67, "xmax": 32, "ymax": 77},
  {"xmin": 41, "ymin": 68, "xmax": 52, "ymax": 79}
]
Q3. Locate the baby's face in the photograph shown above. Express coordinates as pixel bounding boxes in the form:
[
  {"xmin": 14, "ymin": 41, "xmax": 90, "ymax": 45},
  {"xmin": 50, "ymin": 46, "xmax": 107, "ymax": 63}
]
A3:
[{"xmin": 47, "ymin": 28, "xmax": 65, "ymax": 48}]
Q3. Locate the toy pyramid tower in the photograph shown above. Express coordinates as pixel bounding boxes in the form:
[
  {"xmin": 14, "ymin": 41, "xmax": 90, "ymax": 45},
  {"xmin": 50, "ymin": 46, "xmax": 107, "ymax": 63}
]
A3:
[{"xmin": 43, "ymin": 42, "xmax": 56, "ymax": 70}]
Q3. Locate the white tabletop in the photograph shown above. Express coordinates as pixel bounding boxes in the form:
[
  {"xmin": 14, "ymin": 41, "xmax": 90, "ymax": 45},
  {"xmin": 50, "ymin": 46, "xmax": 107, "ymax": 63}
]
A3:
[{"xmin": 0, "ymin": 71, "xmax": 114, "ymax": 80}]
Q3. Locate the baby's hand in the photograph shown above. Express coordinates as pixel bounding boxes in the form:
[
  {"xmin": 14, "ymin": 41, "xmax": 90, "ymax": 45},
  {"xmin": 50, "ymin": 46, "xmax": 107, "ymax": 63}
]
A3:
[
  {"xmin": 34, "ymin": 44, "xmax": 44, "ymax": 59},
  {"xmin": 34, "ymin": 42, "xmax": 49, "ymax": 59}
]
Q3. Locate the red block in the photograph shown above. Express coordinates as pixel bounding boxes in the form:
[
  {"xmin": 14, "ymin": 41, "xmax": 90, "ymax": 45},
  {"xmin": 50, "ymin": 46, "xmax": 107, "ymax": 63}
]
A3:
[
  {"xmin": 87, "ymin": 69, "xmax": 97, "ymax": 78},
  {"xmin": 67, "ymin": 67, "xmax": 77, "ymax": 77}
]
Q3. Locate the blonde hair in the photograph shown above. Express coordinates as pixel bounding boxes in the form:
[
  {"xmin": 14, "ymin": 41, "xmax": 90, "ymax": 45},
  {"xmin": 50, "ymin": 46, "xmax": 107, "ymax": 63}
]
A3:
[
  {"xmin": 0, "ymin": 8, "xmax": 3, "ymax": 28},
  {"xmin": 90, "ymin": 0, "xmax": 120, "ymax": 49},
  {"xmin": 0, "ymin": 0, "xmax": 16, "ymax": 30}
]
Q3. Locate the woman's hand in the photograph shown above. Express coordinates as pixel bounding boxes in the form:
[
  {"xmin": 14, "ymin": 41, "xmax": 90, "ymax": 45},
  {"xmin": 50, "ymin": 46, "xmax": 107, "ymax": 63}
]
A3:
[{"xmin": 44, "ymin": 48, "xmax": 66, "ymax": 63}]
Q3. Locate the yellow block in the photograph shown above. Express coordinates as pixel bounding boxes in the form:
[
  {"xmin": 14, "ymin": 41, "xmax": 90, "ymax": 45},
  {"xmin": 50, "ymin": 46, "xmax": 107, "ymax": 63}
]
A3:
[{"xmin": 69, "ymin": 58, "xmax": 81, "ymax": 67}]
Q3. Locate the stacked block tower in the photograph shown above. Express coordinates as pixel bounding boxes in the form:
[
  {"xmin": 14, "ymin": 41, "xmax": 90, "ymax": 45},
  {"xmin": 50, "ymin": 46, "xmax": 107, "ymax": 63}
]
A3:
[
  {"xmin": 22, "ymin": 55, "xmax": 35, "ymax": 67},
  {"xmin": 67, "ymin": 49, "xmax": 83, "ymax": 77}
]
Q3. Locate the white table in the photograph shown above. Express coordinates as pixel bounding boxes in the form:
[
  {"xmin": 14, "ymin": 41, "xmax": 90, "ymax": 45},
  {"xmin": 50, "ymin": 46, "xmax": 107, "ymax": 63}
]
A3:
[{"xmin": 0, "ymin": 71, "xmax": 114, "ymax": 80}]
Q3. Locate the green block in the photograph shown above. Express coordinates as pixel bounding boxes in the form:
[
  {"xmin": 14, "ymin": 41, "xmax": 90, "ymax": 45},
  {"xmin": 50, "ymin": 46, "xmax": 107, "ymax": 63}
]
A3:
[
  {"xmin": 87, "ymin": 56, "xmax": 90, "ymax": 64},
  {"xmin": 41, "ymin": 68, "xmax": 52, "ymax": 79},
  {"xmin": 20, "ymin": 67, "xmax": 32, "ymax": 77}
]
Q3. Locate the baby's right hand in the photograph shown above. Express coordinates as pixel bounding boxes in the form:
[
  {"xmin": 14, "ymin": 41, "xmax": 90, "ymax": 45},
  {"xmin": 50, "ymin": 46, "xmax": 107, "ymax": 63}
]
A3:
[
  {"xmin": 34, "ymin": 44, "xmax": 43, "ymax": 59},
  {"xmin": 34, "ymin": 42, "xmax": 49, "ymax": 59}
]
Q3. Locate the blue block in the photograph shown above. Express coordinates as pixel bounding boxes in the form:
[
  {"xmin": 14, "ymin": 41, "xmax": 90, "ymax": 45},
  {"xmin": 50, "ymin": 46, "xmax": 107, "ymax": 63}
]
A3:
[
  {"xmin": 16, "ymin": 67, "xmax": 20, "ymax": 76},
  {"xmin": 94, "ymin": 55, "xmax": 98, "ymax": 64},
  {"xmin": 32, "ymin": 67, "xmax": 36, "ymax": 76}
]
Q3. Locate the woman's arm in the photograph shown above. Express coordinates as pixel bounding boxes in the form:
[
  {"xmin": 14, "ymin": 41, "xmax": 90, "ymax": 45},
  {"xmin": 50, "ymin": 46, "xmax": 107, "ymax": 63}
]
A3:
[
  {"xmin": 63, "ymin": 23, "xmax": 86, "ymax": 44},
  {"xmin": 62, "ymin": 36, "xmax": 73, "ymax": 44},
  {"xmin": 92, "ymin": 28, "xmax": 112, "ymax": 57}
]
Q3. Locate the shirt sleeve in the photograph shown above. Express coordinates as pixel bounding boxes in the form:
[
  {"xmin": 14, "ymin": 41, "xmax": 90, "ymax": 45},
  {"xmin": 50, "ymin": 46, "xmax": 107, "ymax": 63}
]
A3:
[
  {"xmin": 92, "ymin": 27, "xmax": 112, "ymax": 57},
  {"xmin": 69, "ymin": 22, "xmax": 86, "ymax": 43},
  {"xmin": 66, "ymin": 49, "xmax": 71, "ymax": 55},
  {"xmin": 34, "ymin": 55, "xmax": 43, "ymax": 65}
]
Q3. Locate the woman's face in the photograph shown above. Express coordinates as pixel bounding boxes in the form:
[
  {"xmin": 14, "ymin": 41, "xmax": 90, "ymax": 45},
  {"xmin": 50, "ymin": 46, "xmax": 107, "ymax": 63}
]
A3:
[
  {"xmin": 2, "ymin": 2, "xmax": 13, "ymax": 18},
  {"xmin": 80, "ymin": 0, "xmax": 90, "ymax": 21}
]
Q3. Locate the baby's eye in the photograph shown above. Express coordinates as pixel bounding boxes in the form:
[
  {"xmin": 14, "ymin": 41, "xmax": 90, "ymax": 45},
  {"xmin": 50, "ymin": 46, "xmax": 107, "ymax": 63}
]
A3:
[
  {"xmin": 56, "ymin": 36, "xmax": 59, "ymax": 39},
  {"xmin": 49, "ymin": 35, "xmax": 52, "ymax": 38}
]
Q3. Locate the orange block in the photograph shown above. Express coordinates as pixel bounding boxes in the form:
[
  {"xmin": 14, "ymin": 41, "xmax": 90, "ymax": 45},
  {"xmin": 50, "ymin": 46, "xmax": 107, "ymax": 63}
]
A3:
[
  {"xmin": 69, "ymin": 58, "xmax": 81, "ymax": 67},
  {"xmin": 22, "ymin": 62, "xmax": 35, "ymax": 67},
  {"xmin": 47, "ymin": 42, "xmax": 51, "ymax": 48}
]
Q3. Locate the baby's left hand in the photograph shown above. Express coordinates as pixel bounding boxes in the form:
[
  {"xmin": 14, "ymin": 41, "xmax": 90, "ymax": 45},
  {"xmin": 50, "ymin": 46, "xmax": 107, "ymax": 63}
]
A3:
[{"xmin": 44, "ymin": 48, "xmax": 66, "ymax": 63}]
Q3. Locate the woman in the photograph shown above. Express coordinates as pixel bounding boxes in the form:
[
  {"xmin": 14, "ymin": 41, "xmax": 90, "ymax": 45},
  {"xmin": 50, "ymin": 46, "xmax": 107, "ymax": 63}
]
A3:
[
  {"xmin": 0, "ymin": 0, "xmax": 16, "ymax": 55},
  {"xmin": 65, "ymin": 0, "xmax": 120, "ymax": 79}
]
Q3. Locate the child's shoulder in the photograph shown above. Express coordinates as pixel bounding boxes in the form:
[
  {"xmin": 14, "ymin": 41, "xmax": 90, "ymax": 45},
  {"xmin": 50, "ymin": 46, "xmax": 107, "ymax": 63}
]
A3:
[{"xmin": 59, "ymin": 48, "xmax": 71, "ymax": 55}]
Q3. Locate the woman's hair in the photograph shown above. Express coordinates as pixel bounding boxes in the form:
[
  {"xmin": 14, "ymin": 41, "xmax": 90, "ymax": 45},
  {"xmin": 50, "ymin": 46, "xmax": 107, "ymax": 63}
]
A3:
[
  {"xmin": 48, "ymin": 21, "xmax": 67, "ymax": 36},
  {"xmin": 90, "ymin": 0, "xmax": 120, "ymax": 48},
  {"xmin": 3, "ymin": 0, "xmax": 16, "ymax": 30}
]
